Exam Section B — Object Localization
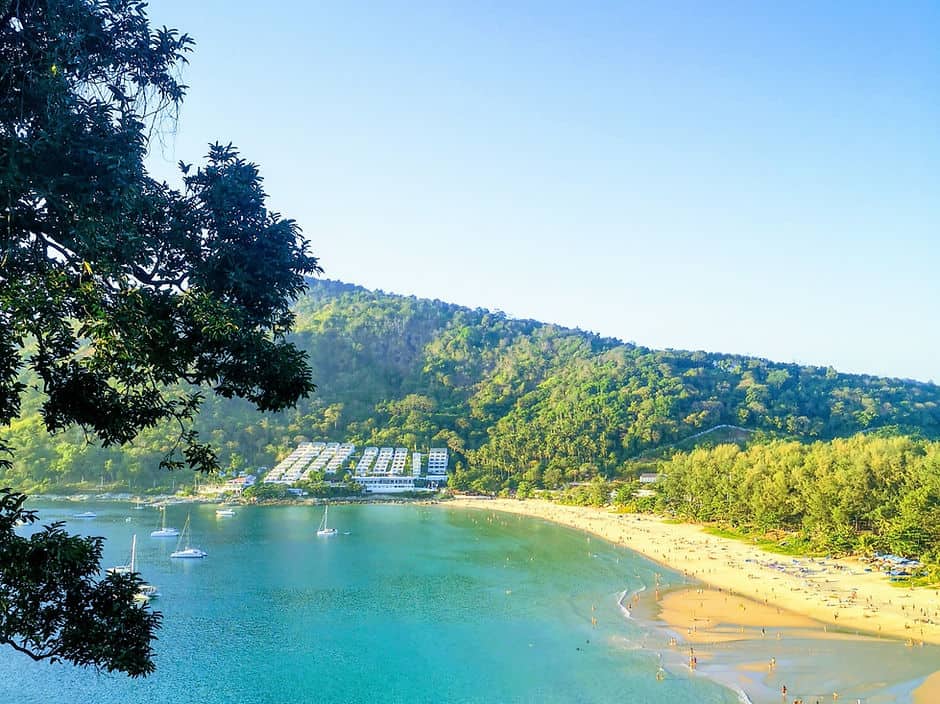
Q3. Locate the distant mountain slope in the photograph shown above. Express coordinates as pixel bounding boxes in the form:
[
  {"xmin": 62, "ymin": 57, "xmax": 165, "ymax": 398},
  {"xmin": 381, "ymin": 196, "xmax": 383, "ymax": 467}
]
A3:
[{"xmin": 3, "ymin": 278, "xmax": 938, "ymax": 492}]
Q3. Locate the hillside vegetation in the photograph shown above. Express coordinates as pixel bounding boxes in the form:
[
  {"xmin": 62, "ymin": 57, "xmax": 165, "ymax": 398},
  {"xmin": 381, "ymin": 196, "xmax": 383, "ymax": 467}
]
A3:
[{"xmin": 3, "ymin": 279, "xmax": 939, "ymax": 493}]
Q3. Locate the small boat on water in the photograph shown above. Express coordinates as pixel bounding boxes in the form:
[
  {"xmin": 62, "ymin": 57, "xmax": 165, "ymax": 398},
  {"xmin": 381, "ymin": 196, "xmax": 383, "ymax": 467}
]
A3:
[
  {"xmin": 108, "ymin": 535, "xmax": 160, "ymax": 602},
  {"xmin": 136, "ymin": 583, "xmax": 160, "ymax": 601},
  {"xmin": 317, "ymin": 504, "xmax": 337, "ymax": 537},
  {"xmin": 73, "ymin": 511, "xmax": 97, "ymax": 519},
  {"xmin": 108, "ymin": 534, "xmax": 138, "ymax": 575},
  {"xmin": 215, "ymin": 508, "xmax": 235, "ymax": 517},
  {"xmin": 170, "ymin": 546, "xmax": 206, "ymax": 559},
  {"xmin": 170, "ymin": 514, "xmax": 207, "ymax": 559},
  {"xmin": 150, "ymin": 507, "xmax": 179, "ymax": 538}
]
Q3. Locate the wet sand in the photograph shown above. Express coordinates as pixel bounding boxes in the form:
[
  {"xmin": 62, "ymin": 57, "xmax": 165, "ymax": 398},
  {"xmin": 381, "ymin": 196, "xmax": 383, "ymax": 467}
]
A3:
[
  {"xmin": 626, "ymin": 581, "xmax": 939, "ymax": 703},
  {"xmin": 914, "ymin": 671, "xmax": 940, "ymax": 704},
  {"xmin": 655, "ymin": 587, "xmax": 825, "ymax": 643},
  {"xmin": 447, "ymin": 498, "xmax": 940, "ymax": 646}
]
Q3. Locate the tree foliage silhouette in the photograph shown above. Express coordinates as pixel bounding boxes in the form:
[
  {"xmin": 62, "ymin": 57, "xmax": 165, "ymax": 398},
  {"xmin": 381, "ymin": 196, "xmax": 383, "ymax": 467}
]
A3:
[{"xmin": 0, "ymin": 0, "xmax": 320, "ymax": 674}]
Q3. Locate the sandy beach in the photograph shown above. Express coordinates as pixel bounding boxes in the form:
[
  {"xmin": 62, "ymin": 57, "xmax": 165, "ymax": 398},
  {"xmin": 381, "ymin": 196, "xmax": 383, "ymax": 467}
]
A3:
[
  {"xmin": 914, "ymin": 671, "xmax": 940, "ymax": 704},
  {"xmin": 652, "ymin": 587, "xmax": 824, "ymax": 643},
  {"xmin": 447, "ymin": 498, "xmax": 940, "ymax": 645},
  {"xmin": 446, "ymin": 498, "xmax": 940, "ymax": 701}
]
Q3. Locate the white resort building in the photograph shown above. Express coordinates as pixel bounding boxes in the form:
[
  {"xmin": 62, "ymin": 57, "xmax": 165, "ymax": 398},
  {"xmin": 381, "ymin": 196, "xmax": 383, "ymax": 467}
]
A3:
[
  {"xmin": 356, "ymin": 447, "xmax": 378, "ymax": 474},
  {"xmin": 264, "ymin": 440, "xmax": 450, "ymax": 494},
  {"xmin": 427, "ymin": 448, "xmax": 448, "ymax": 476},
  {"xmin": 372, "ymin": 447, "xmax": 394, "ymax": 474},
  {"xmin": 390, "ymin": 447, "xmax": 408, "ymax": 474}
]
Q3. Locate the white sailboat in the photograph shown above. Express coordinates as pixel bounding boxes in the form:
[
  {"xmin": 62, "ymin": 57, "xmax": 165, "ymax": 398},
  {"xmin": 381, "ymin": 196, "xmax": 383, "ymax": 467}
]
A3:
[
  {"xmin": 317, "ymin": 504, "xmax": 337, "ymax": 536},
  {"xmin": 108, "ymin": 534, "xmax": 137, "ymax": 575},
  {"xmin": 150, "ymin": 506, "xmax": 179, "ymax": 537},
  {"xmin": 170, "ymin": 514, "xmax": 207, "ymax": 558},
  {"xmin": 108, "ymin": 535, "xmax": 160, "ymax": 601}
]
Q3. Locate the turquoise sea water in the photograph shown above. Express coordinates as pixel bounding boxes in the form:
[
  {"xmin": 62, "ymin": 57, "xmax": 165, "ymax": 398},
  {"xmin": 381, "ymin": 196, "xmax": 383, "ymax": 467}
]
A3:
[{"xmin": 2, "ymin": 502, "xmax": 937, "ymax": 703}]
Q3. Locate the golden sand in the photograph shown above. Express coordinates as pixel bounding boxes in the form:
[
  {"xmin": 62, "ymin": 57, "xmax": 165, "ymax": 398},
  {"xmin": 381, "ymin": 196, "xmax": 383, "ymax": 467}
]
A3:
[
  {"xmin": 446, "ymin": 498, "xmax": 940, "ymax": 645},
  {"xmin": 655, "ymin": 587, "xmax": 824, "ymax": 643},
  {"xmin": 914, "ymin": 671, "xmax": 940, "ymax": 704}
]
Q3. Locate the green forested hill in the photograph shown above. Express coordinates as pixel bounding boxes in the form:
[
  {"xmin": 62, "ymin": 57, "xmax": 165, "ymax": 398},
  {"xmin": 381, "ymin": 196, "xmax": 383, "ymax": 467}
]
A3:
[{"xmin": 3, "ymin": 278, "xmax": 939, "ymax": 492}]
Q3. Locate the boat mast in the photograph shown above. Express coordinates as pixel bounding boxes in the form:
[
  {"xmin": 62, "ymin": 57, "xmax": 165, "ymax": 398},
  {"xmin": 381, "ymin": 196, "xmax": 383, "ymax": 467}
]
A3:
[{"xmin": 175, "ymin": 515, "xmax": 189, "ymax": 552}]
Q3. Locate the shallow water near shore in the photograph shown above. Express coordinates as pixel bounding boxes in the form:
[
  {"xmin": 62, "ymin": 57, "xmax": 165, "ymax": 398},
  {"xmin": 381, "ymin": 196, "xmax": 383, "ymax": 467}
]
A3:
[
  {"xmin": 3, "ymin": 502, "xmax": 936, "ymax": 703},
  {"xmin": 630, "ymin": 585, "xmax": 940, "ymax": 703}
]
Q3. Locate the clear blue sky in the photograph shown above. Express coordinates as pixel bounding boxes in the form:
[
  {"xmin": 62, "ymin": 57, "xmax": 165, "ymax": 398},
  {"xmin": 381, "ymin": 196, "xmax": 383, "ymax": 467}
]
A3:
[{"xmin": 145, "ymin": 1, "xmax": 939, "ymax": 382}]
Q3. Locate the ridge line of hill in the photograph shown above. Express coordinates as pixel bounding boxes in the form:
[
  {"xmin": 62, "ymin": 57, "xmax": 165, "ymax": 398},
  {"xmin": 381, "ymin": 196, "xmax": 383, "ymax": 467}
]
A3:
[{"xmin": 1, "ymin": 277, "xmax": 937, "ymax": 493}]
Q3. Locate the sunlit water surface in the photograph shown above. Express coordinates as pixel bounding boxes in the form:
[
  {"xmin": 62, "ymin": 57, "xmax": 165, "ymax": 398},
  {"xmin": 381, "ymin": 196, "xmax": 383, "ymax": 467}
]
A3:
[{"xmin": 2, "ymin": 502, "xmax": 936, "ymax": 703}]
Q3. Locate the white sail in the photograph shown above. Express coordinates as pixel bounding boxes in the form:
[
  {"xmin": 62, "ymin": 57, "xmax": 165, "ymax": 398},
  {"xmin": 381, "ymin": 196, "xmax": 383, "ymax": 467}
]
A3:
[
  {"xmin": 170, "ymin": 514, "xmax": 207, "ymax": 558},
  {"xmin": 317, "ymin": 504, "xmax": 337, "ymax": 536},
  {"xmin": 150, "ymin": 507, "xmax": 179, "ymax": 537}
]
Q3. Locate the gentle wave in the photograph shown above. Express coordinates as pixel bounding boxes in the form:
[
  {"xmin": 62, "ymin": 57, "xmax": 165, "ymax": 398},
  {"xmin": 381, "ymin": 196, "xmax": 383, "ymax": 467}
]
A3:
[{"xmin": 617, "ymin": 583, "xmax": 646, "ymax": 618}]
